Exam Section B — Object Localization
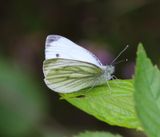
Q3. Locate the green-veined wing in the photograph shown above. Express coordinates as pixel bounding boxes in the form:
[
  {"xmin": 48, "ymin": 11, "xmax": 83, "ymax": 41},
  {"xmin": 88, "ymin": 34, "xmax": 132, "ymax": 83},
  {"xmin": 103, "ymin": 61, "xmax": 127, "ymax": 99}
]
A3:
[{"xmin": 43, "ymin": 58, "xmax": 105, "ymax": 93}]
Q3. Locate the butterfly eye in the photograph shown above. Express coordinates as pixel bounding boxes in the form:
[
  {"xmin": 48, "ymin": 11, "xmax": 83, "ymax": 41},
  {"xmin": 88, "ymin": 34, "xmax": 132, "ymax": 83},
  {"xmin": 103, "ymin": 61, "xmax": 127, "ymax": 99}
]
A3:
[{"xmin": 56, "ymin": 53, "xmax": 60, "ymax": 57}]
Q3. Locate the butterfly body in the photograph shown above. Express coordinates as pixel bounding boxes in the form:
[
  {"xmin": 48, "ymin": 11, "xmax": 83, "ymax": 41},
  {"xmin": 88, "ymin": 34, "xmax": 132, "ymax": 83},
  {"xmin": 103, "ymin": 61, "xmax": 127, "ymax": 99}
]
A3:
[{"xmin": 43, "ymin": 35, "xmax": 114, "ymax": 93}]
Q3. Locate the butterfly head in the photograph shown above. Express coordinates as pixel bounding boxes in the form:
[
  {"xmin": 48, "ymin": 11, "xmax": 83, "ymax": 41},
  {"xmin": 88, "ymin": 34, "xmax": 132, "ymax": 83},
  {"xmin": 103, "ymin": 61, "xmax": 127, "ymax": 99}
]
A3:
[{"xmin": 104, "ymin": 65, "xmax": 115, "ymax": 80}]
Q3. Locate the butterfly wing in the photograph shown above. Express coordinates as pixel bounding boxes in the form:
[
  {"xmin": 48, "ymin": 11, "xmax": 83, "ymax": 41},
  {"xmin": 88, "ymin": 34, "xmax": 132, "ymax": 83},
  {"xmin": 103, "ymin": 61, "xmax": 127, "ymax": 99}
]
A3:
[
  {"xmin": 43, "ymin": 58, "xmax": 105, "ymax": 93},
  {"xmin": 45, "ymin": 35, "xmax": 102, "ymax": 67}
]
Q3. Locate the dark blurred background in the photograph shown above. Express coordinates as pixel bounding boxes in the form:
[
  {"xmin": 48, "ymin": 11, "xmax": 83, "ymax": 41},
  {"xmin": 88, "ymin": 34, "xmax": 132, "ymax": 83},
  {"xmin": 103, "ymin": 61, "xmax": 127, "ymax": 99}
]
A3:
[{"xmin": 0, "ymin": 0, "xmax": 160, "ymax": 137}]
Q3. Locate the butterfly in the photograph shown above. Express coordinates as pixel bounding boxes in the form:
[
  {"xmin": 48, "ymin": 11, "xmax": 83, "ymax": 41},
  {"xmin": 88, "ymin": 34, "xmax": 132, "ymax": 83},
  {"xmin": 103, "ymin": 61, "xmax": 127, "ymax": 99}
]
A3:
[{"xmin": 43, "ymin": 35, "xmax": 128, "ymax": 93}]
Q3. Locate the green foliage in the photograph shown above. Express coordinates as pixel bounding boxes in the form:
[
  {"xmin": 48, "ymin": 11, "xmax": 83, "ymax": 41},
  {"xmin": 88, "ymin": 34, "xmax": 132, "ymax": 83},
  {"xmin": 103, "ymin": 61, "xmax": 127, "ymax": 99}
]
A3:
[
  {"xmin": 0, "ymin": 59, "xmax": 47, "ymax": 137},
  {"xmin": 134, "ymin": 44, "xmax": 160, "ymax": 137},
  {"xmin": 73, "ymin": 131, "xmax": 122, "ymax": 137},
  {"xmin": 61, "ymin": 79, "xmax": 142, "ymax": 129}
]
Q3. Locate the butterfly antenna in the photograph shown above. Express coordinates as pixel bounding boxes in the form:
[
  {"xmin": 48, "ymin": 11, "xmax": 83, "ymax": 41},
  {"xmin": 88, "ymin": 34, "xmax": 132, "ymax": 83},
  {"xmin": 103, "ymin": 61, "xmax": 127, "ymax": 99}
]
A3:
[
  {"xmin": 112, "ymin": 58, "xmax": 128, "ymax": 65},
  {"xmin": 111, "ymin": 45, "xmax": 129, "ymax": 65}
]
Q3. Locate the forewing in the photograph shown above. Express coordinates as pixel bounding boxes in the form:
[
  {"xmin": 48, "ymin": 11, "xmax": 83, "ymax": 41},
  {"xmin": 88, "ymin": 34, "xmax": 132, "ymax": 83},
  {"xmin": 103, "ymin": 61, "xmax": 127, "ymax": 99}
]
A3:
[
  {"xmin": 43, "ymin": 58, "xmax": 104, "ymax": 93},
  {"xmin": 45, "ymin": 35, "xmax": 102, "ymax": 67}
]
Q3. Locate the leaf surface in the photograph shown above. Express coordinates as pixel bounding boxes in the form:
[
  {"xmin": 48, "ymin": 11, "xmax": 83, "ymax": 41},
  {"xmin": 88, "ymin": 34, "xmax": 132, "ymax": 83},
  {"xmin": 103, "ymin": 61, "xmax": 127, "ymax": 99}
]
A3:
[
  {"xmin": 61, "ymin": 79, "xmax": 141, "ymax": 129},
  {"xmin": 134, "ymin": 44, "xmax": 160, "ymax": 137},
  {"xmin": 73, "ymin": 131, "xmax": 122, "ymax": 137}
]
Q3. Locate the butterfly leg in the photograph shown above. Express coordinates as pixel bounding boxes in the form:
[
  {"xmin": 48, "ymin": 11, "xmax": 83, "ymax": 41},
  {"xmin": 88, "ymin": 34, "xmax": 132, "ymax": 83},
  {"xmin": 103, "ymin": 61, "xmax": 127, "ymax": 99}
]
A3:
[
  {"xmin": 106, "ymin": 80, "xmax": 112, "ymax": 95},
  {"xmin": 111, "ymin": 75, "xmax": 129, "ymax": 89},
  {"xmin": 87, "ymin": 77, "xmax": 102, "ymax": 93},
  {"xmin": 111, "ymin": 75, "xmax": 121, "ymax": 86}
]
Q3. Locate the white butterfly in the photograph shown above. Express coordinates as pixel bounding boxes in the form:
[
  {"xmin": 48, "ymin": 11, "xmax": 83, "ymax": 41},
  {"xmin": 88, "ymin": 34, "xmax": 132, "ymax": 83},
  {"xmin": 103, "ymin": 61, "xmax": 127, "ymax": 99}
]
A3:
[{"xmin": 43, "ymin": 35, "xmax": 127, "ymax": 93}]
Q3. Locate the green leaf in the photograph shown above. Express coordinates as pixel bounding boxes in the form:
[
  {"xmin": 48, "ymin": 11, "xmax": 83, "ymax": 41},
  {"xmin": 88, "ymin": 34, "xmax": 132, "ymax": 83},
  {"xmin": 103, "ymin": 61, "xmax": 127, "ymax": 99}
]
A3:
[
  {"xmin": 134, "ymin": 43, "xmax": 160, "ymax": 137},
  {"xmin": 73, "ymin": 131, "xmax": 122, "ymax": 137},
  {"xmin": 61, "ymin": 79, "xmax": 142, "ymax": 129}
]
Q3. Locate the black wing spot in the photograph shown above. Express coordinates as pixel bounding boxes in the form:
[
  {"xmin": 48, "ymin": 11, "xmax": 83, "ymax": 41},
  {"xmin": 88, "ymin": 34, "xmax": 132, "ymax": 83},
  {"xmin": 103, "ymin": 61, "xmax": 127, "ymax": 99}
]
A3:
[
  {"xmin": 46, "ymin": 35, "xmax": 61, "ymax": 44},
  {"xmin": 56, "ymin": 53, "xmax": 60, "ymax": 57}
]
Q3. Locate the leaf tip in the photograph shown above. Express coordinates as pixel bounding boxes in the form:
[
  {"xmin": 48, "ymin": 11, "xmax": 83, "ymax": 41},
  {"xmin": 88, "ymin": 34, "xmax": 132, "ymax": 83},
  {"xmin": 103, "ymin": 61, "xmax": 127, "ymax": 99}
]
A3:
[
  {"xmin": 137, "ymin": 42, "xmax": 144, "ymax": 51},
  {"xmin": 137, "ymin": 42, "xmax": 147, "ymax": 58}
]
